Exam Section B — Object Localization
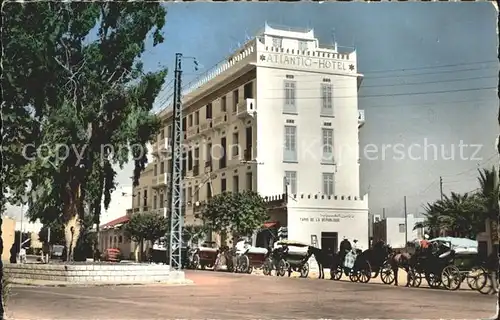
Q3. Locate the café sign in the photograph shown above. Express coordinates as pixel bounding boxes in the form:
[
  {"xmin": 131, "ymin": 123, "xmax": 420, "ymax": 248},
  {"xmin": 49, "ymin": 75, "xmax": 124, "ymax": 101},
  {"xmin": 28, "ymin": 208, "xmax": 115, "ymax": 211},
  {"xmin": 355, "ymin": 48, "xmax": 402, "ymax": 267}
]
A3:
[
  {"xmin": 259, "ymin": 53, "xmax": 355, "ymax": 72},
  {"xmin": 299, "ymin": 213, "xmax": 355, "ymax": 223}
]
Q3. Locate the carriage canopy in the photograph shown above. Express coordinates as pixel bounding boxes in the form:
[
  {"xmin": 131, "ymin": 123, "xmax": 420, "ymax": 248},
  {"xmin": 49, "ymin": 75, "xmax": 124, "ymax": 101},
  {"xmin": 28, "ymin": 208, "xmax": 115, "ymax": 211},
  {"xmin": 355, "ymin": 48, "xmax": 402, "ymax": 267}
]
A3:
[
  {"xmin": 276, "ymin": 240, "xmax": 309, "ymax": 247},
  {"xmin": 429, "ymin": 237, "xmax": 478, "ymax": 254}
]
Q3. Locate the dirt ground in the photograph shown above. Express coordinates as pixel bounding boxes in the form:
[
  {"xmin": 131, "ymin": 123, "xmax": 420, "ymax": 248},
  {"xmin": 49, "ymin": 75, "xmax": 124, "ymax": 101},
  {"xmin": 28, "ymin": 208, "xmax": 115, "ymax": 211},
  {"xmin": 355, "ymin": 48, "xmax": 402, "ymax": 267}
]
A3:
[{"xmin": 7, "ymin": 270, "xmax": 497, "ymax": 319}]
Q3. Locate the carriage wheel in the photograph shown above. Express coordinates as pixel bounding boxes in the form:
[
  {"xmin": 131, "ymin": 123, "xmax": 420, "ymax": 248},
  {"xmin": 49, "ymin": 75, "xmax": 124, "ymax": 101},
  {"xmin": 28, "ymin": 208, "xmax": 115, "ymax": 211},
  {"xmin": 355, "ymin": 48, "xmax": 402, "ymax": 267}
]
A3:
[
  {"xmin": 357, "ymin": 261, "xmax": 371, "ymax": 283},
  {"xmin": 300, "ymin": 262, "xmax": 309, "ymax": 278},
  {"xmin": 425, "ymin": 272, "xmax": 441, "ymax": 288},
  {"xmin": 380, "ymin": 264, "xmax": 395, "ymax": 285},
  {"xmin": 277, "ymin": 259, "xmax": 287, "ymax": 277},
  {"xmin": 441, "ymin": 265, "xmax": 461, "ymax": 291},
  {"xmin": 238, "ymin": 255, "xmax": 250, "ymax": 273},
  {"xmin": 477, "ymin": 271, "xmax": 494, "ymax": 295},
  {"xmin": 467, "ymin": 267, "xmax": 486, "ymax": 291},
  {"xmin": 191, "ymin": 254, "xmax": 200, "ymax": 270},
  {"xmin": 408, "ymin": 270, "xmax": 421, "ymax": 287},
  {"xmin": 331, "ymin": 265, "xmax": 343, "ymax": 281},
  {"xmin": 349, "ymin": 270, "xmax": 359, "ymax": 282}
]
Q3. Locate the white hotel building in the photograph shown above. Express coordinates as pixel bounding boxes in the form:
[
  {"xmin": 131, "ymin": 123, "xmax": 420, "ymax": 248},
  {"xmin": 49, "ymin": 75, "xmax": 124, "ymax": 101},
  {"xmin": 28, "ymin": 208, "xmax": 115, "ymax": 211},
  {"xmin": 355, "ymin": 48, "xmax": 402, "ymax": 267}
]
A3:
[{"xmin": 128, "ymin": 23, "xmax": 369, "ymax": 252}]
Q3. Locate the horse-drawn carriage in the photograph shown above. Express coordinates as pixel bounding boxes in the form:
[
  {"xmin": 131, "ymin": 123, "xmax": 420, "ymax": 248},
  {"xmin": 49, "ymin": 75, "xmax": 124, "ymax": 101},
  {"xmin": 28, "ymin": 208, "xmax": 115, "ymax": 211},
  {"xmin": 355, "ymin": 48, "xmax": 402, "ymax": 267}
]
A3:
[
  {"xmin": 406, "ymin": 238, "xmax": 484, "ymax": 290},
  {"xmin": 190, "ymin": 241, "xmax": 220, "ymax": 270},
  {"xmin": 239, "ymin": 246, "xmax": 270, "ymax": 274},
  {"xmin": 330, "ymin": 248, "xmax": 372, "ymax": 283},
  {"xmin": 271, "ymin": 240, "xmax": 310, "ymax": 278}
]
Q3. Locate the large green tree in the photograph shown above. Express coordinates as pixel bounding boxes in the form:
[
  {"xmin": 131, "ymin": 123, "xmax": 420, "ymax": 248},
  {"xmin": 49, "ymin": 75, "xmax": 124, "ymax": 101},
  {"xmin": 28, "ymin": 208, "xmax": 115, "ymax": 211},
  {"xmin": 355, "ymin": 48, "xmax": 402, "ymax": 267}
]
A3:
[
  {"xmin": 2, "ymin": 2, "xmax": 167, "ymax": 261},
  {"xmin": 201, "ymin": 191, "xmax": 269, "ymax": 240},
  {"xmin": 124, "ymin": 213, "xmax": 169, "ymax": 261}
]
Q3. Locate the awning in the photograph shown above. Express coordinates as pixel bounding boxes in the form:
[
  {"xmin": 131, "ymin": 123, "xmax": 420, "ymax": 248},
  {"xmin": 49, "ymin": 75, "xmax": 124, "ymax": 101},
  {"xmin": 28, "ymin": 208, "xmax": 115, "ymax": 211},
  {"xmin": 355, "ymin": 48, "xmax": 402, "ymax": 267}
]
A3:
[{"xmin": 262, "ymin": 221, "xmax": 279, "ymax": 229}]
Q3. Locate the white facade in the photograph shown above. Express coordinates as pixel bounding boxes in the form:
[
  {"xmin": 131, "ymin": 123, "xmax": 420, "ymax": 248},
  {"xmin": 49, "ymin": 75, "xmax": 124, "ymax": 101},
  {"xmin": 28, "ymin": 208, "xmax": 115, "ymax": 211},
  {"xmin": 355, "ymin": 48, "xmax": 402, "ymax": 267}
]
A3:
[
  {"xmin": 384, "ymin": 214, "xmax": 425, "ymax": 248},
  {"xmin": 146, "ymin": 23, "xmax": 368, "ymax": 246},
  {"xmin": 286, "ymin": 194, "xmax": 369, "ymax": 251},
  {"xmin": 255, "ymin": 24, "xmax": 362, "ymax": 197}
]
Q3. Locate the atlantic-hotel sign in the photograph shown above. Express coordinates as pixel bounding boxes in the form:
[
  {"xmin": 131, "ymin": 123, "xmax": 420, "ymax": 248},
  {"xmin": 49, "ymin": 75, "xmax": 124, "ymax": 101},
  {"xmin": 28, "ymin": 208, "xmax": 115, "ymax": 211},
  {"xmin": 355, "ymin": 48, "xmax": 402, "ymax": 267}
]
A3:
[{"xmin": 259, "ymin": 53, "xmax": 356, "ymax": 73}]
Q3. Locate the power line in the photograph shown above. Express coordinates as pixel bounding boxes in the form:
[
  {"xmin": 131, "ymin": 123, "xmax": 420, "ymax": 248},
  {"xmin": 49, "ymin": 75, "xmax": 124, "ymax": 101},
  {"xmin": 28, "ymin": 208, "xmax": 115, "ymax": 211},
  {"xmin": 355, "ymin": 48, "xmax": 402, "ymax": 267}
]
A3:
[
  {"xmin": 263, "ymin": 86, "xmax": 496, "ymax": 100},
  {"xmin": 361, "ymin": 60, "xmax": 498, "ymax": 74},
  {"xmin": 263, "ymin": 74, "xmax": 497, "ymax": 90},
  {"xmin": 441, "ymin": 153, "xmax": 497, "ymax": 178}
]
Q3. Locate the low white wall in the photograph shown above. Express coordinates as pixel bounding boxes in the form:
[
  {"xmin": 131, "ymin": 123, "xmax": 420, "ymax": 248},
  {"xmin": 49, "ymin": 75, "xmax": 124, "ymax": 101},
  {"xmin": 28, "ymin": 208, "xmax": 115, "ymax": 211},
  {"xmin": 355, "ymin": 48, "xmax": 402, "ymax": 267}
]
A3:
[{"xmin": 5, "ymin": 263, "xmax": 184, "ymax": 283}]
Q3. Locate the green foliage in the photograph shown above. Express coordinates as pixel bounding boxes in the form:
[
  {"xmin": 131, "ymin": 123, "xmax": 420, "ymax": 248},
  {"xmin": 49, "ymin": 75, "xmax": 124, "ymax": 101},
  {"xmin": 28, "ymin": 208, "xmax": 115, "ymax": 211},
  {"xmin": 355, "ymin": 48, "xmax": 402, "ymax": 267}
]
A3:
[
  {"xmin": 124, "ymin": 213, "xmax": 169, "ymax": 243},
  {"xmin": 201, "ymin": 191, "xmax": 269, "ymax": 237},
  {"xmin": 2, "ymin": 2, "xmax": 168, "ymax": 257},
  {"xmin": 415, "ymin": 167, "xmax": 498, "ymax": 239},
  {"xmin": 38, "ymin": 220, "xmax": 66, "ymax": 245},
  {"xmin": 183, "ymin": 225, "xmax": 207, "ymax": 245}
]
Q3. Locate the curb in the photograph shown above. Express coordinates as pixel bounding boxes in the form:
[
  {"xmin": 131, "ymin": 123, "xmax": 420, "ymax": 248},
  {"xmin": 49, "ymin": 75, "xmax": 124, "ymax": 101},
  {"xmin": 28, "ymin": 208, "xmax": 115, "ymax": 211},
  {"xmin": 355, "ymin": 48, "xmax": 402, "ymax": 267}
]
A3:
[{"xmin": 9, "ymin": 278, "xmax": 194, "ymax": 288}]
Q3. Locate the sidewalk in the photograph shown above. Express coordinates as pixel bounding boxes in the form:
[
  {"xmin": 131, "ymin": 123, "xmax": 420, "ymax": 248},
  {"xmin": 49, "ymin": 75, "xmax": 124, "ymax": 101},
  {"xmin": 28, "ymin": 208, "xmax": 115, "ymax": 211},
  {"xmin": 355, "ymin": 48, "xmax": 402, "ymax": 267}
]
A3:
[{"xmin": 8, "ymin": 277, "xmax": 193, "ymax": 287}]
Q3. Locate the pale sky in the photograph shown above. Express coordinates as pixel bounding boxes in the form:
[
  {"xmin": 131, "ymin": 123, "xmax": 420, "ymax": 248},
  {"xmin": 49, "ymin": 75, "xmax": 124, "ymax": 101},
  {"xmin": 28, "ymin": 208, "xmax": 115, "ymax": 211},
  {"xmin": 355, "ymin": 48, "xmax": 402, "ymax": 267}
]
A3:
[{"xmin": 6, "ymin": 2, "xmax": 498, "ymax": 224}]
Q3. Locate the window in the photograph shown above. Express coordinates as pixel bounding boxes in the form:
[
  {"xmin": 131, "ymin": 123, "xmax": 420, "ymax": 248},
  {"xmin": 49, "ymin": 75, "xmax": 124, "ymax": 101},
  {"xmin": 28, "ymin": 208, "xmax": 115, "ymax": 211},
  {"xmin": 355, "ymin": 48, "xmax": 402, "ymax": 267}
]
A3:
[
  {"xmin": 159, "ymin": 193, "xmax": 164, "ymax": 208},
  {"xmin": 206, "ymin": 103, "xmax": 212, "ymax": 119},
  {"xmin": 322, "ymin": 173, "xmax": 334, "ymax": 196},
  {"xmin": 244, "ymin": 82, "xmax": 253, "ymax": 99},
  {"xmin": 399, "ymin": 224, "xmax": 406, "ymax": 233},
  {"xmin": 322, "ymin": 128, "xmax": 334, "ymax": 163},
  {"xmin": 187, "ymin": 187, "xmax": 192, "ymax": 204},
  {"xmin": 246, "ymin": 172, "xmax": 253, "ymax": 191},
  {"xmin": 154, "ymin": 164, "xmax": 158, "ymax": 176},
  {"xmin": 143, "ymin": 190, "xmax": 148, "ymax": 207},
  {"xmin": 220, "ymin": 137, "xmax": 227, "ymax": 169},
  {"xmin": 221, "ymin": 178, "xmax": 227, "ymax": 193},
  {"xmin": 232, "ymin": 89, "xmax": 239, "ymax": 112},
  {"xmin": 233, "ymin": 175, "xmax": 239, "ymax": 193},
  {"xmin": 188, "ymin": 150, "xmax": 193, "ymax": 171},
  {"xmin": 160, "ymin": 161, "xmax": 165, "ymax": 173},
  {"xmin": 188, "ymin": 114, "xmax": 193, "ymax": 127},
  {"xmin": 137, "ymin": 191, "xmax": 141, "ymax": 206},
  {"xmin": 298, "ymin": 40, "xmax": 308, "ymax": 51},
  {"xmin": 285, "ymin": 171, "xmax": 297, "ymax": 194},
  {"xmin": 153, "ymin": 195, "xmax": 157, "ymax": 209},
  {"xmin": 321, "ymin": 83, "xmax": 333, "ymax": 115},
  {"xmin": 283, "ymin": 126, "xmax": 297, "ymax": 162},
  {"xmin": 272, "ymin": 37, "xmax": 282, "ymax": 48},
  {"xmin": 283, "ymin": 81, "xmax": 296, "ymax": 113},
  {"xmin": 232, "ymin": 132, "xmax": 239, "ymax": 157},
  {"xmin": 160, "ymin": 128, "xmax": 165, "ymax": 139},
  {"xmin": 194, "ymin": 188, "xmax": 199, "ymax": 202},
  {"xmin": 182, "ymin": 117, "xmax": 186, "ymax": 132},
  {"xmin": 207, "ymin": 184, "xmax": 212, "ymax": 199},
  {"xmin": 167, "ymin": 125, "xmax": 172, "ymax": 138},
  {"xmin": 194, "ymin": 111, "xmax": 199, "ymax": 125},
  {"xmin": 221, "ymin": 96, "xmax": 227, "ymax": 112}
]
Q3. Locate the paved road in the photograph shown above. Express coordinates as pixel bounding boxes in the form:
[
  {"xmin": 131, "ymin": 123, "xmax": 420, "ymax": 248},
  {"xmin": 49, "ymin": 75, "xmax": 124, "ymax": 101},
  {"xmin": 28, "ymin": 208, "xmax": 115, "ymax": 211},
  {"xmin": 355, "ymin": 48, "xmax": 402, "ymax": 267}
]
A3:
[{"xmin": 7, "ymin": 271, "xmax": 497, "ymax": 319}]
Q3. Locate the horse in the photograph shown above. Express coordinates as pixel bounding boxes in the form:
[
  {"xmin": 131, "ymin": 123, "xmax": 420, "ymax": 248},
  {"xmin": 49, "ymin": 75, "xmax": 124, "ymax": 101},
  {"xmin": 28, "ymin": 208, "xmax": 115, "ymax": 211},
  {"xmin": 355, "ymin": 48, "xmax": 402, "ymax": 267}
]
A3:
[
  {"xmin": 353, "ymin": 240, "xmax": 393, "ymax": 278},
  {"xmin": 306, "ymin": 246, "xmax": 336, "ymax": 279}
]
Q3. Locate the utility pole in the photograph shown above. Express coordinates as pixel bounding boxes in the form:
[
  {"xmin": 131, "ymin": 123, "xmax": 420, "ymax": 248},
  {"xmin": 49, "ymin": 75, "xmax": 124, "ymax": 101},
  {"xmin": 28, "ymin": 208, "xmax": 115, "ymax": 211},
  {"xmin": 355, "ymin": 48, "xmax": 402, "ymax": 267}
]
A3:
[
  {"xmin": 382, "ymin": 207, "xmax": 386, "ymax": 219},
  {"xmin": 439, "ymin": 176, "xmax": 443, "ymax": 201},
  {"xmin": 404, "ymin": 196, "xmax": 408, "ymax": 246},
  {"xmin": 168, "ymin": 53, "xmax": 184, "ymax": 270}
]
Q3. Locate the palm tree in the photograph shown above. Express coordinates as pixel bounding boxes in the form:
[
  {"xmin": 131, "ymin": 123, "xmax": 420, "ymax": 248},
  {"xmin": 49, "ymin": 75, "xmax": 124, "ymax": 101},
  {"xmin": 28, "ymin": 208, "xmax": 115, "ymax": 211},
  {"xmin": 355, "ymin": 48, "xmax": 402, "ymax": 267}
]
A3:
[
  {"xmin": 417, "ymin": 192, "xmax": 484, "ymax": 239},
  {"xmin": 476, "ymin": 167, "xmax": 499, "ymax": 246}
]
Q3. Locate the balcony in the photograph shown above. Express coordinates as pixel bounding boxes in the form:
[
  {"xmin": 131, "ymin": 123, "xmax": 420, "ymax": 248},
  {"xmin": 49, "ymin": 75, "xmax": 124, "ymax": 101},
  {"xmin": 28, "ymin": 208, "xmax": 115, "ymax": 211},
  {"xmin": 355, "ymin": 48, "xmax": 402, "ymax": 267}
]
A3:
[
  {"xmin": 358, "ymin": 110, "xmax": 365, "ymax": 128},
  {"xmin": 199, "ymin": 119, "xmax": 213, "ymax": 136},
  {"xmin": 213, "ymin": 113, "xmax": 228, "ymax": 130},
  {"xmin": 186, "ymin": 126, "xmax": 199, "ymax": 139},
  {"xmin": 152, "ymin": 173, "xmax": 171, "ymax": 188},
  {"xmin": 236, "ymin": 98, "xmax": 256, "ymax": 118},
  {"xmin": 159, "ymin": 138, "xmax": 171, "ymax": 155}
]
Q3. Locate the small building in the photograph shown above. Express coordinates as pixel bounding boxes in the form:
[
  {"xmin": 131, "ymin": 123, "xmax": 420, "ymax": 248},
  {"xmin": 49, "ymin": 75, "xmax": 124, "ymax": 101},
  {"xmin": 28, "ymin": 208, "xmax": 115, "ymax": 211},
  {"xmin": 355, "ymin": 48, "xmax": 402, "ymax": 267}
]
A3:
[
  {"xmin": 372, "ymin": 214, "xmax": 425, "ymax": 249},
  {"xmin": 1, "ymin": 217, "xmax": 15, "ymax": 261},
  {"xmin": 257, "ymin": 192, "xmax": 369, "ymax": 251}
]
